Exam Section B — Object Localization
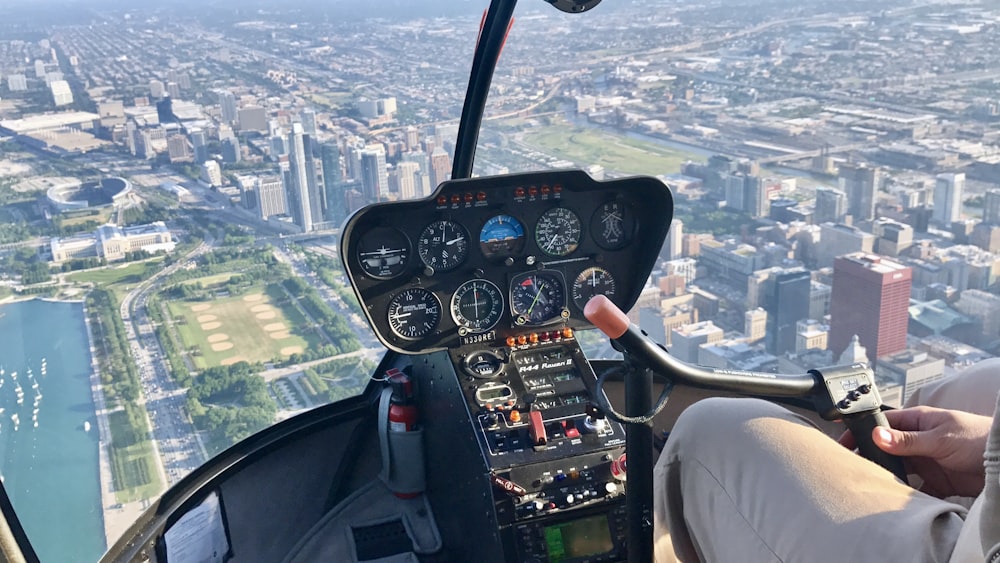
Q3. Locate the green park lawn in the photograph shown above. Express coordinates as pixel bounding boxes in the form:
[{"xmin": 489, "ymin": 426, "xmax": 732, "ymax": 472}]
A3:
[
  {"xmin": 165, "ymin": 283, "xmax": 320, "ymax": 369},
  {"xmin": 522, "ymin": 123, "xmax": 700, "ymax": 177}
]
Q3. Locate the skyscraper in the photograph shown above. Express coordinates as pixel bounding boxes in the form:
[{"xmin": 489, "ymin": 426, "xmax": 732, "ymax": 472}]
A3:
[
  {"xmin": 933, "ymin": 172, "xmax": 965, "ymax": 226},
  {"xmin": 301, "ymin": 108, "xmax": 317, "ymax": 136},
  {"xmin": 190, "ymin": 129, "xmax": 208, "ymax": 163},
  {"xmin": 429, "ymin": 147, "xmax": 451, "ymax": 189},
  {"xmin": 395, "ymin": 161, "xmax": 421, "ymax": 200},
  {"xmin": 257, "ymin": 175, "xmax": 288, "ymax": 220},
  {"xmin": 665, "ymin": 218, "xmax": 683, "ymax": 260},
  {"xmin": 763, "ymin": 268, "xmax": 812, "ymax": 356},
  {"xmin": 984, "ymin": 189, "xmax": 1000, "ymax": 226},
  {"xmin": 321, "ymin": 142, "xmax": 346, "ymax": 223},
  {"xmin": 219, "ymin": 90, "xmax": 238, "ymax": 124},
  {"xmin": 829, "ymin": 253, "xmax": 912, "ymax": 365},
  {"xmin": 814, "ymin": 186, "xmax": 847, "ymax": 224},
  {"xmin": 286, "ymin": 123, "xmax": 321, "ymax": 232},
  {"xmin": 221, "ymin": 136, "xmax": 241, "ymax": 164},
  {"xmin": 838, "ymin": 163, "xmax": 880, "ymax": 223},
  {"xmin": 50, "ymin": 80, "xmax": 73, "ymax": 106},
  {"xmin": 359, "ymin": 145, "xmax": 389, "ymax": 203}
]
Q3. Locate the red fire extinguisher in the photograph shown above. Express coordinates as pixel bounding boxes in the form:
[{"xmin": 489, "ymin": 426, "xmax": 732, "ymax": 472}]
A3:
[
  {"xmin": 380, "ymin": 368, "xmax": 425, "ymax": 498},
  {"xmin": 387, "ymin": 368, "xmax": 418, "ymax": 432}
]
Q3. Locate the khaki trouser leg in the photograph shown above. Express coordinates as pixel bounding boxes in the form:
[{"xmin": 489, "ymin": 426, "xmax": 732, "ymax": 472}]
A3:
[{"xmin": 653, "ymin": 397, "xmax": 967, "ymax": 563}]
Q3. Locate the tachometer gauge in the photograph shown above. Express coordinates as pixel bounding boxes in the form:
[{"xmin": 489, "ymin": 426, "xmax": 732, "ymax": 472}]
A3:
[
  {"xmin": 535, "ymin": 207, "xmax": 582, "ymax": 257},
  {"xmin": 452, "ymin": 279, "xmax": 504, "ymax": 333},
  {"xmin": 480, "ymin": 214, "xmax": 526, "ymax": 259},
  {"xmin": 386, "ymin": 287, "xmax": 441, "ymax": 340},
  {"xmin": 591, "ymin": 201, "xmax": 635, "ymax": 250},
  {"xmin": 357, "ymin": 227, "xmax": 410, "ymax": 279},
  {"xmin": 510, "ymin": 271, "xmax": 566, "ymax": 326},
  {"xmin": 418, "ymin": 220, "xmax": 469, "ymax": 272},
  {"xmin": 572, "ymin": 267, "xmax": 617, "ymax": 311}
]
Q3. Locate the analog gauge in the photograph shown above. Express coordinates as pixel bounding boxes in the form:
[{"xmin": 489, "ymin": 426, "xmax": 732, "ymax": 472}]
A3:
[
  {"xmin": 357, "ymin": 227, "xmax": 410, "ymax": 279},
  {"xmin": 452, "ymin": 279, "xmax": 504, "ymax": 333},
  {"xmin": 572, "ymin": 267, "xmax": 617, "ymax": 311},
  {"xmin": 418, "ymin": 220, "xmax": 469, "ymax": 273},
  {"xmin": 386, "ymin": 288, "xmax": 441, "ymax": 340},
  {"xmin": 463, "ymin": 350, "xmax": 505, "ymax": 378},
  {"xmin": 480, "ymin": 214, "xmax": 526, "ymax": 259},
  {"xmin": 510, "ymin": 271, "xmax": 566, "ymax": 326},
  {"xmin": 591, "ymin": 201, "xmax": 636, "ymax": 250},
  {"xmin": 535, "ymin": 207, "xmax": 582, "ymax": 257}
]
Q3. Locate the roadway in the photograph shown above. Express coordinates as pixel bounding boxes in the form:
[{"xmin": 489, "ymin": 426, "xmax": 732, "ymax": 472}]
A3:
[{"xmin": 119, "ymin": 240, "xmax": 212, "ymax": 489}]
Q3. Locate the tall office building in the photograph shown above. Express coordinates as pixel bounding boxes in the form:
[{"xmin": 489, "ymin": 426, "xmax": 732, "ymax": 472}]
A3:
[
  {"xmin": 167, "ymin": 135, "xmax": 191, "ymax": 162},
  {"xmin": 933, "ymin": 172, "xmax": 965, "ymax": 226},
  {"xmin": 190, "ymin": 129, "xmax": 208, "ymax": 163},
  {"xmin": 429, "ymin": 147, "xmax": 451, "ymax": 189},
  {"xmin": 238, "ymin": 106, "xmax": 268, "ymax": 133},
  {"xmin": 984, "ymin": 189, "xmax": 1000, "ymax": 226},
  {"xmin": 814, "ymin": 186, "xmax": 847, "ymax": 224},
  {"xmin": 50, "ymin": 80, "xmax": 73, "ymax": 106},
  {"xmin": 670, "ymin": 321, "xmax": 724, "ymax": 364},
  {"xmin": 221, "ymin": 136, "xmax": 242, "ymax": 164},
  {"xmin": 665, "ymin": 218, "xmax": 683, "ymax": 260},
  {"xmin": 257, "ymin": 175, "xmax": 288, "ymax": 220},
  {"xmin": 166, "ymin": 81, "xmax": 181, "ymax": 99},
  {"xmin": 149, "ymin": 79, "xmax": 165, "ymax": 99},
  {"xmin": 301, "ymin": 108, "xmax": 317, "ymax": 136},
  {"xmin": 321, "ymin": 142, "xmax": 346, "ymax": 222},
  {"xmin": 286, "ymin": 123, "xmax": 322, "ymax": 232},
  {"xmin": 763, "ymin": 268, "xmax": 812, "ymax": 356},
  {"xmin": 838, "ymin": 163, "xmax": 880, "ymax": 223},
  {"xmin": 745, "ymin": 308, "xmax": 767, "ymax": 343},
  {"xmin": 405, "ymin": 126, "xmax": 420, "ymax": 151},
  {"xmin": 817, "ymin": 222, "xmax": 875, "ymax": 268},
  {"xmin": 829, "ymin": 253, "xmax": 912, "ymax": 365},
  {"xmin": 396, "ymin": 161, "xmax": 421, "ymax": 200},
  {"xmin": 724, "ymin": 173, "xmax": 746, "ymax": 211},
  {"xmin": 359, "ymin": 145, "xmax": 389, "ymax": 202},
  {"xmin": 219, "ymin": 90, "xmax": 238, "ymax": 124},
  {"xmin": 7, "ymin": 74, "xmax": 27, "ymax": 92}
]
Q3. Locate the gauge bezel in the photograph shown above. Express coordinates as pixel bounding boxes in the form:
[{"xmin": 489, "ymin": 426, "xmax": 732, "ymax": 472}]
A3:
[
  {"xmin": 591, "ymin": 200, "xmax": 636, "ymax": 251},
  {"xmin": 417, "ymin": 219, "xmax": 470, "ymax": 273},
  {"xmin": 356, "ymin": 226, "xmax": 412, "ymax": 279},
  {"xmin": 535, "ymin": 206, "xmax": 583, "ymax": 257},
  {"xmin": 509, "ymin": 270, "xmax": 568, "ymax": 326},
  {"xmin": 386, "ymin": 287, "xmax": 442, "ymax": 340},
  {"xmin": 571, "ymin": 266, "xmax": 617, "ymax": 312},
  {"xmin": 479, "ymin": 213, "xmax": 526, "ymax": 260},
  {"xmin": 451, "ymin": 279, "xmax": 505, "ymax": 333}
]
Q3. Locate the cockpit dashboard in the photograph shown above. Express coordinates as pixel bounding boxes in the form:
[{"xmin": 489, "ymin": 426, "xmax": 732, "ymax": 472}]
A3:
[{"xmin": 341, "ymin": 169, "xmax": 675, "ymax": 356}]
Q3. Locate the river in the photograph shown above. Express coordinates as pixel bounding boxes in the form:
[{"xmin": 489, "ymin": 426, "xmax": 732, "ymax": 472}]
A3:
[{"xmin": 0, "ymin": 299, "xmax": 104, "ymax": 562}]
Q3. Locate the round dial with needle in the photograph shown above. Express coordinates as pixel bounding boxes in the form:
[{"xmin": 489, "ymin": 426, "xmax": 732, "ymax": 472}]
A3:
[
  {"xmin": 572, "ymin": 267, "xmax": 617, "ymax": 311},
  {"xmin": 451, "ymin": 279, "xmax": 504, "ymax": 332},
  {"xmin": 591, "ymin": 201, "xmax": 635, "ymax": 250},
  {"xmin": 418, "ymin": 220, "xmax": 469, "ymax": 272},
  {"xmin": 535, "ymin": 207, "xmax": 582, "ymax": 256},
  {"xmin": 386, "ymin": 288, "xmax": 441, "ymax": 340},
  {"xmin": 510, "ymin": 271, "xmax": 565, "ymax": 325}
]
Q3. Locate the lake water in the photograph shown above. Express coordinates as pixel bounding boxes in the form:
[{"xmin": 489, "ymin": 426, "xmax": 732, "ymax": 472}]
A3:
[{"xmin": 0, "ymin": 299, "xmax": 104, "ymax": 562}]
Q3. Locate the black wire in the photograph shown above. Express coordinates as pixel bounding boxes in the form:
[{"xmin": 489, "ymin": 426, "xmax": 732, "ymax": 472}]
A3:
[{"xmin": 593, "ymin": 364, "xmax": 674, "ymax": 425}]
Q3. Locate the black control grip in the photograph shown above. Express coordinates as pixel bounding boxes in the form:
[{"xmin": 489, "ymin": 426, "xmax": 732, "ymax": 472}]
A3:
[{"xmin": 844, "ymin": 410, "xmax": 908, "ymax": 484}]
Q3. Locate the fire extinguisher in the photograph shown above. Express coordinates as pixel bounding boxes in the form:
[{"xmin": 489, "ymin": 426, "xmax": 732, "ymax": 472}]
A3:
[
  {"xmin": 387, "ymin": 368, "xmax": 418, "ymax": 432},
  {"xmin": 379, "ymin": 368, "xmax": 425, "ymax": 498}
]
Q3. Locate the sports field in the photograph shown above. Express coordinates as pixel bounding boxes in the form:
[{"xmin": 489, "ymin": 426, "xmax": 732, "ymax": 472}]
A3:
[
  {"xmin": 165, "ymin": 283, "xmax": 319, "ymax": 368},
  {"xmin": 521, "ymin": 123, "xmax": 701, "ymax": 176}
]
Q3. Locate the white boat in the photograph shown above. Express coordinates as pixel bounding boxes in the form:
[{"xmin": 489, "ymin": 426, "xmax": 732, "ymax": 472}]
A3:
[
  {"xmin": 10, "ymin": 371, "xmax": 16, "ymax": 381},
  {"xmin": 33, "ymin": 421, "xmax": 37, "ymax": 428},
  {"xmin": 11, "ymin": 414, "xmax": 19, "ymax": 431},
  {"xmin": 83, "ymin": 420, "xmax": 92, "ymax": 432}
]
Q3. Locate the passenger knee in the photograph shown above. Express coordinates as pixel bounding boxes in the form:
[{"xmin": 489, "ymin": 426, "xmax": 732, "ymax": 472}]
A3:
[{"xmin": 668, "ymin": 397, "xmax": 787, "ymax": 447}]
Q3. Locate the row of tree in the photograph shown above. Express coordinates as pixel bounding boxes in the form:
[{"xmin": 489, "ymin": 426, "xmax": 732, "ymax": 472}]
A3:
[{"xmin": 279, "ymin": 279, "xmax": 360, "ymax": 356}]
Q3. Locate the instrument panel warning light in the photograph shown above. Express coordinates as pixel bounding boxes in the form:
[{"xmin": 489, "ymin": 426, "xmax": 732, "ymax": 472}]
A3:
[
  {"xmin": 562, "ymin": 328, "xmax": 574, "ymax": 339},
  {"xmin": 450, "ymin": 194, "xmax": 461, "ymax": 204},
  {"xmin": 514, "ymin": 187, "xmax": 525, "ymax": 197},
  {"xmin": 476, "ymin": 191, "xmax": 487, "ymax": 201},
  {"xmin": 464, "ymin": 192, "xmax": 474, "ymax": 203},
  {"xmin": 509, "ymin": 409, "xmax": 521, "ymax": 423},
  {"xmin": 436, "ymin": 195, "xmax": 447, "ymax": 206},
  {"xmin": 540, "ymin": 185, "xmax": 551, "ymax": 194},
  {"xmin": 528, "ymin": 186, "xmax": 538, "ymax": 197},
  {"xmin": 553, "ymin": 184, "xmax": 563, "ymax": 194},
  {"xmin": 517, "ymin": 334, "xmax": 528, "ymax": 346},
  {"xmin": 506, "ymin": 336, "xmax": 517, "ymax": 347},
  {"xmin": 528, "ymin": 332, "xmax": 539, "ymax": 344}
]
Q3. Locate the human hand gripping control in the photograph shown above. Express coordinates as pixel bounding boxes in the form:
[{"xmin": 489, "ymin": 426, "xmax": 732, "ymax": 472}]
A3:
[{"xmin": 840, "ymin": 406, "xmax": 992, "ymax": 499}]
